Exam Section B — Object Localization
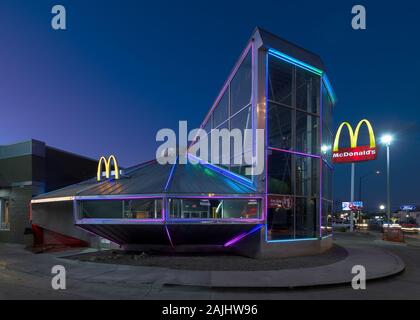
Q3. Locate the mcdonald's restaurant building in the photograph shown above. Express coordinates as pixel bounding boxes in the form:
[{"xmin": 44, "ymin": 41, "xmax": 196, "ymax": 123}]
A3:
[
  {"xmin": 31, "ymin": 28, "xmax": 336, "ymax": 258},
  {"xmin": 0, "ymin": 140, "xmax": 98, "ymax": 244}
]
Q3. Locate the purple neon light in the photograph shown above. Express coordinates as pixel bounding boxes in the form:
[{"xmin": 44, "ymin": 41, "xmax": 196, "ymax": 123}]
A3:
[
  {"xmin": 224, "ymin": 224, "xmax": 263, "ymax": 247},
  {"xmin": 167, "ymin": 195, "xmax": 262, "ymax": 199},
  {"xmin": 165, "ymin": 225, "xmax": 174, "ymax": 247},
  {"xmin": 76, "ymin": 218, "xmax": 164, "ymax": 224},
  {"xmin": 319, "ymin": 83, "xmax": 324, "ymax": 238}
]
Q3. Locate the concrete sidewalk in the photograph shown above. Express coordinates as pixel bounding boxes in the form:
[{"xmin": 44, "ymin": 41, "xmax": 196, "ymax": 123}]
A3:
[{"xmin": 0, "ymin": 242, "xmax": 405, "ymax": 290}]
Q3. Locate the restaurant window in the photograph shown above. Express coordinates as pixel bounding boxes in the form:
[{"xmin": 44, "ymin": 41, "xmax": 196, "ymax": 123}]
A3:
[
  {"xmin": 79, "ymin": 199, "xmax": 162, "ymax": 219},
  {"xmin": 168, "ymin": 198, "xmax": 260, "ymax": 219}
]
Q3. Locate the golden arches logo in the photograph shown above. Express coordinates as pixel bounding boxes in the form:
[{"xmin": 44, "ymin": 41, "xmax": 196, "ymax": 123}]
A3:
[
  {"xmin": 332, "ymin": 119, "xmax": 377, "ymax": 164},
  {"xmin": 333, "ymin": 119, "xmax": 376, "ymax": 152},
  {"xmin": 97, "ymin": 155, "xmax": 120, "ymax": 181}
]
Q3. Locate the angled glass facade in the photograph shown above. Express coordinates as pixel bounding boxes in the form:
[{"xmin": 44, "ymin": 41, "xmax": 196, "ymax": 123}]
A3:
[{"xmin": 266, "ymin": 53, "xmax": 322, "ymax": 241}]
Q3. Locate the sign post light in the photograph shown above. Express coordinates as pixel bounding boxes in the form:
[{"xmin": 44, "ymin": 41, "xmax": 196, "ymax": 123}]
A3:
[
  {"xmin": 380, "ymin": 134, "xmax": 393, "ymax": 226},
  {"xmin": 333, "ymin": 119, "xmax": 377, "ymax": 232}
]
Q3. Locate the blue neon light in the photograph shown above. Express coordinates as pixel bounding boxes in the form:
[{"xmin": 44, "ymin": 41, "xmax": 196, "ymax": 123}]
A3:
[
  {"xmin": 268, "ymin": 49, "xmax": 323, "ymax": 75},
  {"xmin": 187, "ymin": 153, "xmax": 256, "ymax": 190},
  {"xmin": 322, "ymin": 74, "xmax": 337, "ymax": 104},
  {"xmin": 164, "ymin": 157, "xmax": 178, "ymax": 192},
  {"xmin": 268, "ymin": 48, "xmax": 336, "ymax": 104}
]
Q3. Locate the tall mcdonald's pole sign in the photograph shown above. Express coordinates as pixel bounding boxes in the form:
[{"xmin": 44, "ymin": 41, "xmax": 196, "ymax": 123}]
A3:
[{"xmin": 332, "ymin": 119, "xmax": 377, "ymax": 164}]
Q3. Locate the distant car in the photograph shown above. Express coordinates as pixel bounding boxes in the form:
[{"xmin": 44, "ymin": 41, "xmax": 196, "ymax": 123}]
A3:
[{"xmin": 332, "ymin": 221, "xmax": 351, "ymax": 229}]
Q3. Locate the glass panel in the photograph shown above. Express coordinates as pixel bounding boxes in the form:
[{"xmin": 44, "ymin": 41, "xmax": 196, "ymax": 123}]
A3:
[
  {"xmin": 322, "ymin": 126, "xmax": 333, "ymax": 163},
  {"xmin": 295, "ymin": 156, "xmax": 319, "ymax": 197},
  {"xmin": 81, "ymin": 200, "xmax": 123, "ymax": 219},
  {"xmin": 208, "ymin": 121, "xmax": 229, "ymax": 169},
  {"xmin": 295, "ymin": 197, "xmax": 317, "ymax": 238},
  {"xmin": 222, "ymin": 199, "xmax": 259, "ymax": 219},
  {"xmin": 268, "ymin": 103, "xmax": 292, "ymax": 150},
  {"xmin": 169, "ymin": 198, "xmax": 260, "ymax": 219},
  {"xmin": 80, "ymin": 199, "xmax": 162, "ymax": 219},
  {"xmin": 267, "ymin": 196, "xmax": 294, "ymax": 240},
  {"xmin": 296, "ymin": 68, "xmax": 320, "ymax": 114},
  {"xmin": 230, "ymin": 106, "xmax": 252, "ymax": 160},
  {"xmin": 322, "ymin": 200, "xmax": 333, "ymax": 236},
  {"xmin": 169, "ymin": 199, "xmax": 211, "ymax": 219},
  {"xmin": 231, "ymin": 51, "xmax": 252, "ymax": 114},
  {"xmin": 213, "ymin": 90, "xmax": 229, "ymax": 128},
  {"xmin": 268, "ymin": 151, "xmax": 292, "ymax": 195},
  {"xmin": 123, "ymin": 199, "xmax": 162, "ymax": 219},
  {"xmin": 296, "ymin": 111, "xmax": 319, "ymax": 155},
  {"xmin": 322, "ymin": 163, "xmax": 333, "ymax": 201},
  {"xmin": 268, "ymin": 55, "xmax": 293, "ymax": 106},
  {"xmin": 230, "ymin": 150, "xmax": 253, "ymax": 177},
  {"xmin": 204, "ymin": 118, "xmax": 211, "ymax": 134}
]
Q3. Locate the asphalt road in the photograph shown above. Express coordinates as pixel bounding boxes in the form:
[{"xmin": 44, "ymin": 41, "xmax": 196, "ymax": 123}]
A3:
[{"xmin": 0, "ymin": 232, "xmax": 419, "ymax": 300}]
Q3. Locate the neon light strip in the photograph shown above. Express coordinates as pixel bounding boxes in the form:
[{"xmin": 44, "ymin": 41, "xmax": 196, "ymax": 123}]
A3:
[
  {"xmin": 76, "ymin": 218, "xmax": 164, "ymax": 224},
  {"xmin": 268, "ymin": 48, "xmax": 336, "ymax": 105},
  {"xmin": 31, "ymin": 196, "xmax": 75, "ymax": 204},
  {"xmin": 165, "ymin": 225, "xmax": 174, "ymax": 247},
  {"xmin": 320, "ymin": 81, "xmax": 324, "ymax": 238},
  {"xmin": 268, "ymin": 49, "xmax": 323, "ymax": 75},
  {"xmin": 268, "ymin": 147, "xmax": 321, "ymax": 159},
  {"xmin": 75, "ymin": 225, "xmax": 122, "ymax": 246},
  {"xmin": 167, "ymin": 195, "xmax": 262, "ymax": 199},
  {"xmin": 267, "ymin": 237, "xmax": 318, "ymax": 243},
  {"xmin": 75, "ymin": 195, "xmax": 163, "ymax": 200},
  {"xmin": 224, "ymin": 224, "xmax": 263, "ymax": 247},
  {"xmin": 164, "ymin": 157, "xmax": 178, "ymax": 192},
  {"xmin": 167, "ymin": 218, "xmax": 261, "ymax": 223},
  {"xmin": 322, "ymin": 74, "xmax": 337, "ymax": 104},
  {"xmin": 187, "ymin": 153, "xmax": 256, "ymax": 190}
]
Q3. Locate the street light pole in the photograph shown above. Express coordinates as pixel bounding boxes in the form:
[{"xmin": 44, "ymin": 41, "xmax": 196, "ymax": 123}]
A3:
[
  {"xmin": 350, "ymin": 163, "xmax": 355, "ymax": 232},
  {"xmin": 386, "ymin": 144, "xmax": 391, "ymax": 225},
  {"xmin": 380, "ymin": 134, "xmax": 393, "ymax": 226},
  {"xmin": 359, "ymin": 170, "xmax": 380, "ymax": 202}
]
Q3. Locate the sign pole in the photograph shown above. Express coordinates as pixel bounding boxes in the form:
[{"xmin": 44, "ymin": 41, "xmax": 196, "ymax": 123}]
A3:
[{"xmin": 350, "ymin": 163, "xmax": 355, "ymax": 232}]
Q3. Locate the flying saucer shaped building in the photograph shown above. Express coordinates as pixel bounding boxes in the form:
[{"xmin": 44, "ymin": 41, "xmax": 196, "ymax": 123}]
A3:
[{"xmin": 31, "ymin": 28, "xmax": 335, "ymax": 258}]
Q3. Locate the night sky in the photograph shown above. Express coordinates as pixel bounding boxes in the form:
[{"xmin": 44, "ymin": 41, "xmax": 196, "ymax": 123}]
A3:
[{"xmin": 1, "ymin": 0, "xmax": 419, "ymax": 211}]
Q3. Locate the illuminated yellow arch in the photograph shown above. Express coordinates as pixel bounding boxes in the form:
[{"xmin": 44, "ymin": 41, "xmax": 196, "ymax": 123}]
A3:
[
  {"xmin": 333, "ymin": 119, "xmax": 376, "ymax": 152},
  {"xmin": 97, "ymin": 155, "xmax": 120, "ymax": 181},
  {"xmin": 353, "ymin": 119, "xmax": 376, "ymax": 149},
  {"xmin": 333, "ymin": 122, "xmax": 354, "ymax": 152}
]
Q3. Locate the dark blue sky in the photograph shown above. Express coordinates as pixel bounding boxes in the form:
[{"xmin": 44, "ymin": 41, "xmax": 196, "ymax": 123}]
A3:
[{"xmin": 0, "ymin": 0, "xmax": 419, "ymax": 210}]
